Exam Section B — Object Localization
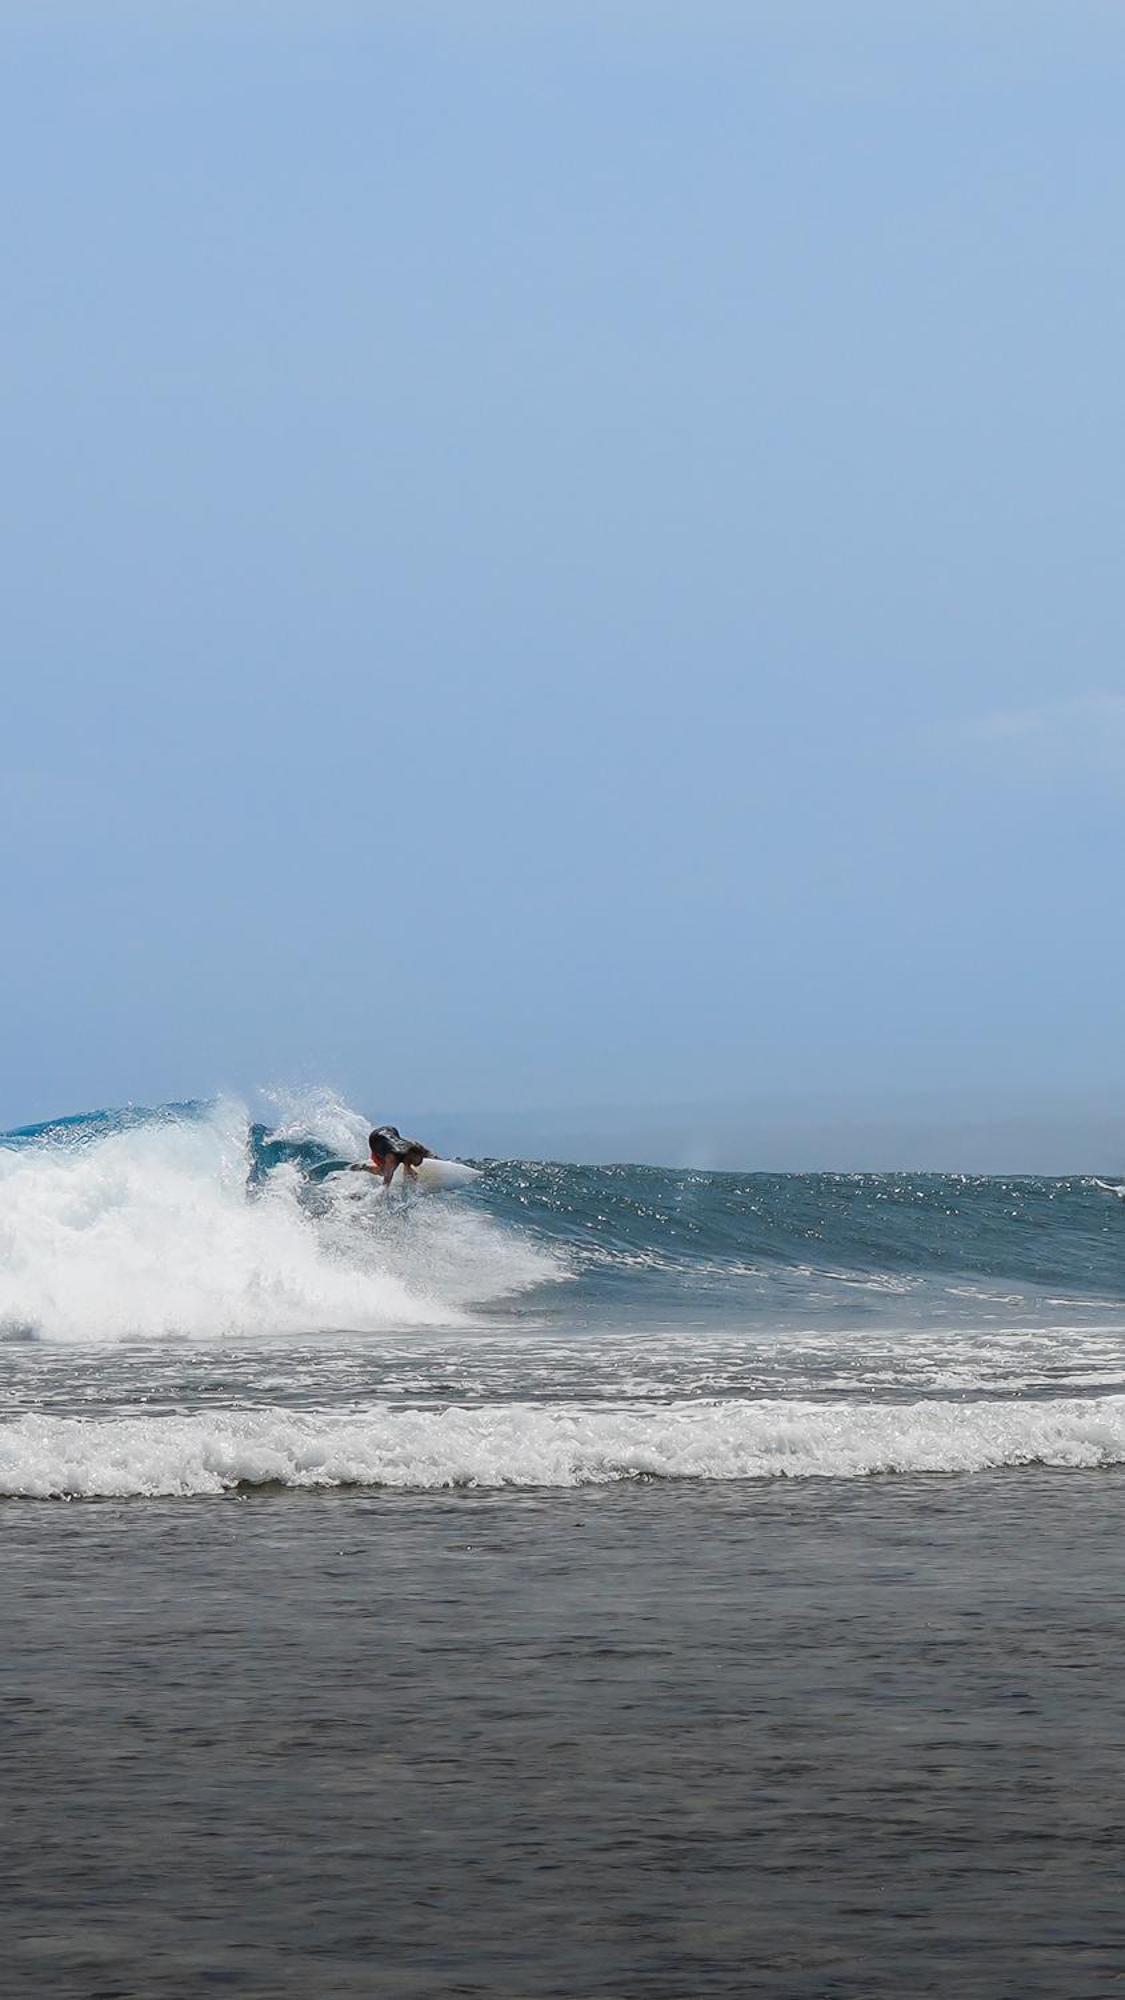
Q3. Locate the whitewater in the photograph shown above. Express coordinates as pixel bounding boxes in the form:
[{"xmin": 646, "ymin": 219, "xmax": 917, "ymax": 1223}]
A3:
[{"xmin": 4, "ymin": 1093, "xmax": 1125, "ymax": 1499}]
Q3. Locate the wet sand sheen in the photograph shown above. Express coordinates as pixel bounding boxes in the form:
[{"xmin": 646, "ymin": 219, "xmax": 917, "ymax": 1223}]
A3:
[{"xmin": 5, "ymin": 1472, "xmax": 1125, "ymax": 1998}]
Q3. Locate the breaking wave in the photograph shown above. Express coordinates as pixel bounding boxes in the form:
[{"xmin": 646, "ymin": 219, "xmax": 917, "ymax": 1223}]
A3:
[
  {"xmin": 5, "ymin": 1394, "xmax": 1125, "ymax": 1499},
  {"xmin": 0, "ymin": 1097, "xmax": 562, "ymax": 1343},
  {"xmin": 6, "ymin": 1089, "xmax": 1125, "ymax": 1507}
]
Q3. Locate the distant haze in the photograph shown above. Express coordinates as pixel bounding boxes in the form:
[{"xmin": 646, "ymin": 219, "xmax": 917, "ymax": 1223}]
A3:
[{"xmin": 418, "ymin": 1097, "xmax": 1125, "ymax": 1176}]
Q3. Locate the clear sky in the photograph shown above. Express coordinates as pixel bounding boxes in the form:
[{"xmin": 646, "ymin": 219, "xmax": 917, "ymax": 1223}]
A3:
[{"xmin": 3, "ymin": 2, "xmax": 1124, "ymax": 1160}]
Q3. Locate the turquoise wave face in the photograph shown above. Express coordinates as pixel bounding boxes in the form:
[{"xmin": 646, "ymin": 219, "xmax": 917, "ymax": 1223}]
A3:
[
  {"xmin": 4, "ymin": 1100, "xmax": 1122, "ymax": 1338},
  {"xmin": 472, "ymin": 1159, "xmax": 1125, "ymax": 1296},
  {"xmin": 6, "ymin": 1101, "xmax": 208, "ymax": 1146}
]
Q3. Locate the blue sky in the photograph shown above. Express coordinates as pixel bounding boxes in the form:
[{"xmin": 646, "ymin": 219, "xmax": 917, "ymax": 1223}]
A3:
[{"xmin": 3, "ymin": 3, "xmax": 1124, "ymax": 1158}]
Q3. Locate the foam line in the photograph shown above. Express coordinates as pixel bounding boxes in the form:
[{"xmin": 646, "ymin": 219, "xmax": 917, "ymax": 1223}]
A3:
[{"xmin": 4, "ymin": 1394, "xmax": 1125, "ymax": 1498}]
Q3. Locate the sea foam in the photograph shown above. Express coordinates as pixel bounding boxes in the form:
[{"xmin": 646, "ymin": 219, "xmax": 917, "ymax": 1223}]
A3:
[
  {"xmin": 4, "ymin": 1394, "xmax": 1125, "ymax": 1498},
  {"xmin": 0, "ymin": 1099, "xmax": 559, "ymax": 1343}
]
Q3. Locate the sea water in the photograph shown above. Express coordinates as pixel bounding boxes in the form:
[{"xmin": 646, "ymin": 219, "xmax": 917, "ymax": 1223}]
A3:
[
  {"xmin": 2, "ymin": 1093, "xmax": 1125, "ymax": 1498},
  {"xmin": 5, "ymin": 1096, "xmax": 1125, "ymax": 1996}
]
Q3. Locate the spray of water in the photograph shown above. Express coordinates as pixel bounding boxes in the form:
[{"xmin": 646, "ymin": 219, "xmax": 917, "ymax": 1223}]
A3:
[{"xmin": 0, "ymin": 1097, "xmax": 561, "ymax": 1343}]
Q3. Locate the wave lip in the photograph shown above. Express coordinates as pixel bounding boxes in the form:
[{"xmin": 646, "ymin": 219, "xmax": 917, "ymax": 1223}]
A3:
[{"xmin": 5, "ymin": 1394, "xmax": 1125, "ymax": 1500}]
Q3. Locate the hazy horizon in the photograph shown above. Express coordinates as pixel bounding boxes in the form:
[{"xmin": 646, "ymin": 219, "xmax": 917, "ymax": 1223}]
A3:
[
  {"xmin": 8, "ymin": 1083, "xmax": 1125, "ymax": 1177},
  {"xmin": 410, "ymin": 1093, "xmax": 1125, "ymax": 1175}
]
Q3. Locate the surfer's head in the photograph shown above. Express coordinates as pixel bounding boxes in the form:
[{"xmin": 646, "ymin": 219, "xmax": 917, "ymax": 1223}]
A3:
[{"xmin": 369, "ymin": 1125, "xmax": 428, "ymax": 1168}]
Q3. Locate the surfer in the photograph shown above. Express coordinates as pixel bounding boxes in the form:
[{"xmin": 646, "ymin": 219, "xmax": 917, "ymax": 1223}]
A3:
[{"xmin": 352, "ymin": 1125, "xmax": 435, "ymax": 1187}]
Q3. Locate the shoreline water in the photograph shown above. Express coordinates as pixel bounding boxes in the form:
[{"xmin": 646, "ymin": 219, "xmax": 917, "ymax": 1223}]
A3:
[{"xmin": 7, "ymin": 1471, "xmax": 1125, "ymax": 1998}]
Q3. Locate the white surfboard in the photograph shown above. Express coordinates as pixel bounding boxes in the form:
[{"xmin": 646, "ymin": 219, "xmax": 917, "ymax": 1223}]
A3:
[{"xmin": 391, "ymin": 1157, "xmax": 483, "ymax": 1193}]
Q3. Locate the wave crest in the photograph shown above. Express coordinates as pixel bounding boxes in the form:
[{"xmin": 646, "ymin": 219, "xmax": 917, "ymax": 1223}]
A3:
[
  {"xmin": 0, "ymin": 1098, "xmax": 560, "ymax": 1343},
  {"xmin": 5, "ymin": 1395, "xmax": 1125, "ymax": 1498}
]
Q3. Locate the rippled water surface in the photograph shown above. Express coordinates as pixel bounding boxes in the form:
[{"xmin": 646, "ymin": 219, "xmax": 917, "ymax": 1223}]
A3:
[{"xmin": 7, "ymin": 1475, "xmax": 1125, "ymax": 1998}]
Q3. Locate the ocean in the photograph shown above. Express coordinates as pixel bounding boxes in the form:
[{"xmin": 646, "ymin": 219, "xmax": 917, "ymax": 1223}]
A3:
[{"xmin": 4, "ymin": 1095, "xmax": 1125, "ymax": 1996}]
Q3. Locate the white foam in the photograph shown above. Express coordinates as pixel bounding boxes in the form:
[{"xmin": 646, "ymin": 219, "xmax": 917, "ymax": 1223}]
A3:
[
  {"xmin": 0, "ymin": 1100, "xmax": 559, "ymax": 1343},
  {"xmin": 256, "ymin": 1084, "xmax": 371, "ymax": 1159},
  {"xmin": 5, "ymin": 1393, "xmax": 1125, "ymax": 1498}
]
